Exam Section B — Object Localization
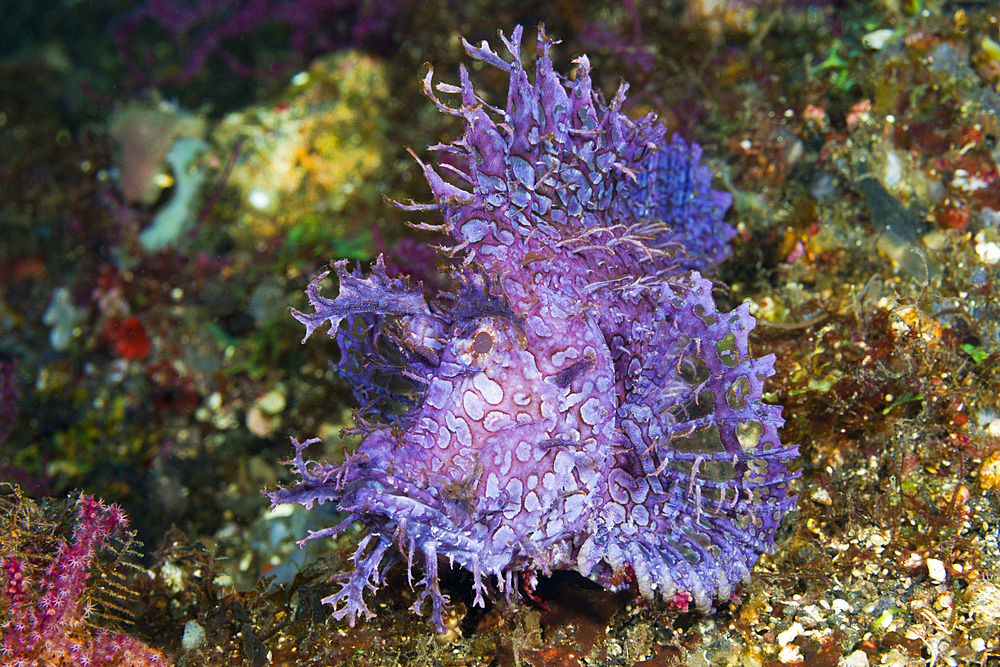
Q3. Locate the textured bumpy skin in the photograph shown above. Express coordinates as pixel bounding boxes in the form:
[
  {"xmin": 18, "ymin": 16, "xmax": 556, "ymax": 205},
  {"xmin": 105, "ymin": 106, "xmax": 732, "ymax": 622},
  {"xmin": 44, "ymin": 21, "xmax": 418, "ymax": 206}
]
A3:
[{"xmin": 267, "ymin": 26, "xmax": 798, "ymax": 631}]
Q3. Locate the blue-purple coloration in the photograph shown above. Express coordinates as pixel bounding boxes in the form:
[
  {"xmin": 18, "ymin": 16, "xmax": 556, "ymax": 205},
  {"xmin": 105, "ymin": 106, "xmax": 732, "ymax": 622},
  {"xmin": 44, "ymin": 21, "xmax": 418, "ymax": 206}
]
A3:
[{"xmin": 266, "ymin": 26, "xmax": 798, "ymax": 631}]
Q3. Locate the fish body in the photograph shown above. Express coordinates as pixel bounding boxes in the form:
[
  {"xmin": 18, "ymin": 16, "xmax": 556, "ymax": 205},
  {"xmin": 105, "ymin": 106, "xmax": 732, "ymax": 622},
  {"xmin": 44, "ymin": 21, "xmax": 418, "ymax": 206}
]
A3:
[{"xmin": 267, "ymin": 26, "xmax": 798, "ymax": 631}]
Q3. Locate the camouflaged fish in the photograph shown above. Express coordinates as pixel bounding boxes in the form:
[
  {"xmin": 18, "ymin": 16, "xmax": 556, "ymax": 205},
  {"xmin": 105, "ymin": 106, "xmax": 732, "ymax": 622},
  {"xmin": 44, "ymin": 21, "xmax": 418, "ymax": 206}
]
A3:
[{"xmin": 266, "ymin": 25, "xmax": 798, "ymax": 631}]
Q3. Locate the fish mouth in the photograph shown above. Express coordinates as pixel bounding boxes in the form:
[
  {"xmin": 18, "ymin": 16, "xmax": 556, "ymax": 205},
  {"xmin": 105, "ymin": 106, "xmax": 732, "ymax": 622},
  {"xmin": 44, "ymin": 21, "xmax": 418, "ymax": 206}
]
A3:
[{"xmin": 344, "ymin": 430, "xmax": 480, "ymax": 533}]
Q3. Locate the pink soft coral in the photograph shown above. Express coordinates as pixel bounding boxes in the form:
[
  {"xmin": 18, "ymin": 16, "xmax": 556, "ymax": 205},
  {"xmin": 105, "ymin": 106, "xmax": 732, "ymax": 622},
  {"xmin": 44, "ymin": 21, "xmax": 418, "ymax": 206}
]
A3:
[{"xmin": 0, "ymin": 489, "xmax": 168, "ymax": 666}]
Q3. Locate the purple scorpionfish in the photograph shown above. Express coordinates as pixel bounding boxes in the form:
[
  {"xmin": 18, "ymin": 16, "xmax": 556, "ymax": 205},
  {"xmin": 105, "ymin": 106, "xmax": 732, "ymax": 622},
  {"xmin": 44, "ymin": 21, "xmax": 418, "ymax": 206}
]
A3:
[{"xmin": 267, "ymin": 26, "xmax": 798, "ymax": 631}]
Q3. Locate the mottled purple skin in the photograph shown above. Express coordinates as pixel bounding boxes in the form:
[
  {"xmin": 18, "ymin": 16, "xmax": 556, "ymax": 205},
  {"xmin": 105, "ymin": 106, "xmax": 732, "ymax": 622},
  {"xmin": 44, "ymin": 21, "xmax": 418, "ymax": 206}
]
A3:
[{"xmin": 267, "ymin": 26, "xmax": 798, "ymax": 631}]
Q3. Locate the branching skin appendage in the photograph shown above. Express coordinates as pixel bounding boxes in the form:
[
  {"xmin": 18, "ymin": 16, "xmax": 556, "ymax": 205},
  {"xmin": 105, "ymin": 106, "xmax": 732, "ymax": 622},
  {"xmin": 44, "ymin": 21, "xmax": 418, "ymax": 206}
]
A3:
[{"xmin": 266, "ymin": 26, "xmax": 798, "ymax": 632}]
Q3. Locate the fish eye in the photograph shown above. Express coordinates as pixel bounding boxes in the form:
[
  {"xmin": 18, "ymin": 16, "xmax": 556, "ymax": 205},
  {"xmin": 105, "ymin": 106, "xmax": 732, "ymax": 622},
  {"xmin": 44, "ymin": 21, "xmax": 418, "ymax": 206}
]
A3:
[{"xmin": 473, "ymin": 330, "xmax": 494, "ymax": 354}]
